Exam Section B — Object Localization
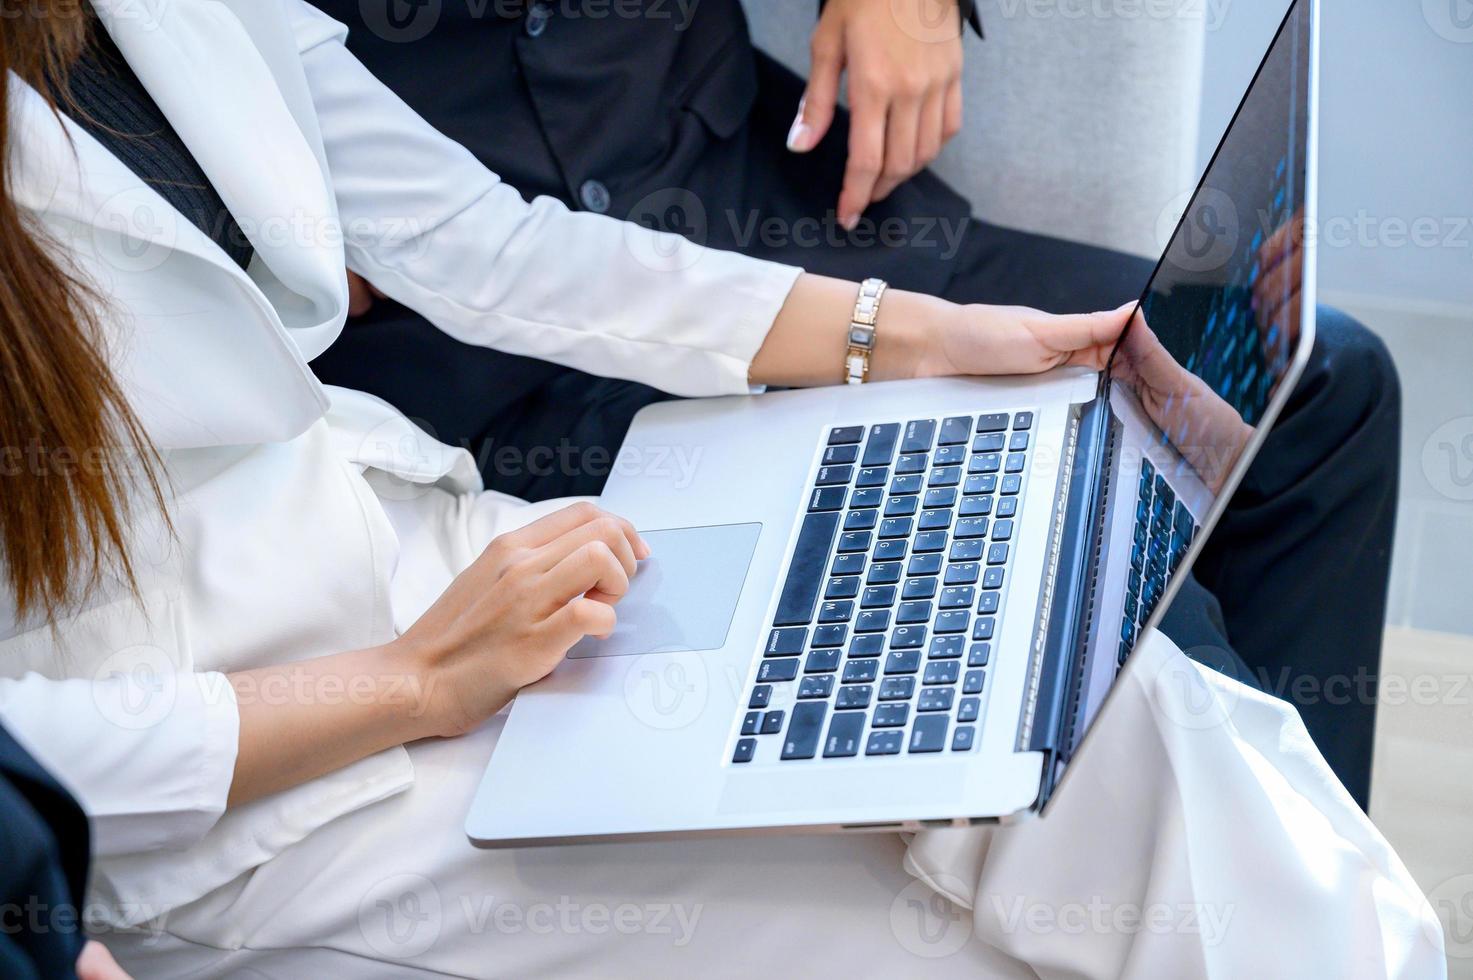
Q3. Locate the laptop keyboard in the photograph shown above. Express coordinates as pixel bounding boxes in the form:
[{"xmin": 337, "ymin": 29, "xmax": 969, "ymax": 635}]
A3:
[
  {"xmin": 1117, "ymin": 457, "xmax": 1200, "ymax": 666},
  {"xmin": 732, "ymin": 412, "xmax": 1034, "ymax": 764}
]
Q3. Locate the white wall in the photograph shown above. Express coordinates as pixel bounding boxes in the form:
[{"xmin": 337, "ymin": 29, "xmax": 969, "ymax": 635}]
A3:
[{"xmin": 1198, "ymin": 0, "xmax": 1473, "ymax": 313}]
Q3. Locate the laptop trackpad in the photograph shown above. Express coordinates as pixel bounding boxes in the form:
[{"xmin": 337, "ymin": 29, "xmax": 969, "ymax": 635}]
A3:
[{"xmin": 568, "ymin": 523, "xmax": 761, "ymax": 660}]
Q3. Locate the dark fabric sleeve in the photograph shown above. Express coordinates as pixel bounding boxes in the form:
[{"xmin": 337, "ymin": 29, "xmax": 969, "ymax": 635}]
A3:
[
  {"xmin": 818, "ymin": 0, "xmax": 984, "ymax": 39},
  {"xmin": 0, "ymin": 725, "xmax": 91, "ymax": 980}
]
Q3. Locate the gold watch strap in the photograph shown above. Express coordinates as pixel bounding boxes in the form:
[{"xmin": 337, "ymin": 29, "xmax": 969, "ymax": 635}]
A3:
[{"xmin": 845, "ymin": 278, "xmax": 887, "ymax": 385}]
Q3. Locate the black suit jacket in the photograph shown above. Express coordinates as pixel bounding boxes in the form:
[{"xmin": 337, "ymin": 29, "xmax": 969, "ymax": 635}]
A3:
[{"xmin": 0, "ymin": 724, "xmax": 89, "ymax": 980}]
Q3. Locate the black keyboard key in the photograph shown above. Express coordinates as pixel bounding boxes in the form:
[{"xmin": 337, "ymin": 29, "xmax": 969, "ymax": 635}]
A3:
[
  {"xmin": 766, "ymin": 628, "xmax": 808, "ymax": 657},
  {"xmin": 902, "ymin": 577, "xmax": 937, "ymax": 600},
  {"xmin": 809, "ymin": 486, "xmax": 846, "ymax": 511},
  {"xmin": 773, "ymin": 511, "xmax": 840, "ymax": 626},
  {"xmin": 968, "ymin": 643, "xmax": 991, "ymax": 667},
  {"xmin": 889, "ymin": 625, "xmax": 927, "ymax": 649},
  {"xmin": 843, "ymin": 659, "xmax": 879, "ymax": 683},
  {"xmin": 939, "ymin": 586, "xmax": 974, "ymax": 609},
  {"xmin": 969, "ymin": 453, "xmax": 1001, "ymax": 474},
  {"xmin": 995, "ymin": 497, "xmax": 1018, "ymax": 518},
  {"xmin": 733, "ymin": 738, "xmax": 757, "ymax": 763},
  {"xmin": 856, "ymin": 466, "xmax": 889, "ymax": 489},
  {"xmin": 945, "ymin": 563, "xmax": 980, "ymax": 585},
  {"xmin": 955, "ymin": 517, "xmax": 989, "ymax": 539},
  {"xmin": 866, "ymin": 731, "xmax": 904, "ymax": 755},
  {"xmin": 850, "ymin": 634, "xmax": 885, "ymax": 657},
  {"xmin": 913, "ymin": 531, "xmax": 948, "ymax": 554},
  {"xmin": 813, "ymin": 625, "xmax": 847, "ymax": 647},
  {"xmin": 861, "ymin": 423, "xmax": 901, "ymax": 467},
  {"xmin": 895, "ymin": 453, "xmax": 928, "ymax": 475},
  {"xmin": 923, "ymin": 661, "xmax": 960, "ymax": 685},
  {"xmin": 933, "ymin": 445, "xmax": 966, "ymax": 466},
  {"xmin": 975, "ymin": 413, "xmax": 1009, "ymax": 433},
  {"xmin": 749, "ymin": 685, "xmax": 772, "ymax": 709},
  {"xmin": 742, "ymin": 711, "xmax": 760, "ymax": 736},
  {"xmin": 815, "ymin": 465, "xmax": 853, "ymax": 486},
  {"xmin": 935, "ymin": 610, "xmax": 969, "ymax": 634},
  {"xmin": 758, "ymin": 658, "xmax": 800, "ymax": 683},
  {"xmin": 964, "ymin": 474, "xmax": 998, "ymax": 495},
  {"xmin": 873, "ymin": 539, "xmax": 908, "ymax": 561},
  {"xmin": 951, "ymin": 726, "xmax": 976, "ymax": 752},
  {"xmin": 918, "ymin": 509, "xmax": 952, "ymax": 531},
  {"xmin": 824, "ymin": 712, "xmax": 866, "ymax": 757},
  {"xmin": 828, "ymin": 426, "xmax": 864, "ymax": 445},
  {"xmin": 1009, "ymin": 432, "xmax": 1030, "ymax": 452},
  {"xmin": 861, "ymin": 585, "xmax": 896, "ymax": 608},
  {"xmin": 896, "ymin": 600, "xmax": 933, "ymax": 624},
  {"xmin": 976, "ymin": 592, "xmax": 999, "ymax": 614},
  {"xmin": 867, "ymin": 561, "xmax": 902, "ymax": 585},
  {"xmin": 972, "ymin": 432, "xmax": 1006, "ymax": 453},
  {"xmin": 983, "ymin": 567, "xmax": 1005, "ymax": 589},
  {"xmin": 878, "ymin": 677, "xmax": 915, "ymax": 700},
  {"xmin": 907, "ymin": 553, "xmax": 943, "ymax": 576},
  {"xmin": 805, "ymin": 649, "xmax": 841, "ymax": 673},
  {"xmin": 781, "ymin": 702, "xmax": 827, "ymax": 760},
  {"xmin": 909, "ymin": 715, "xmax": 948, "ymax": 753},
  {"xmin": 823, "ymin": 444, "xmax": 860, "ymax": 465},
  {"xmin": 958, "ymin": 697, "xmax": 980, "ymax": 722},
  {"xmin": 1005, "ymin": 453, "xmax": 1026, "ymax": 474},
  {"xmin": 838, "ymin": 531, "xmax": 871, "ymax": 553},
  {"xmin": 798, "ymin": 675, "xmax": 834, "ymax": 699},
  {"xmin": 759, "ymin": 710, "xmax": 785, "ymax": 735},
  {"xmin": 949, "ymin": 540, "xmax": 984, "ymax": 561},
  {"xmin": 919, "ymin": 687, "xmax": 955, "ymax": 712},
  {"xmin": 901, "ymin": 419, "xmax": 937, "ymax": 454},
  {"xmin": 963, "ymin": 669, "xmax": 986, "ymax": 694},
  {"xmin": 1000, "ymin": 475, "xmax": 1022, "ymax": 495},
  {"xmin": 873, "ymin": 703, "xmax": 910, "ymax": 727},
  {"xmin": 855, "ymin": 609, "xmax": 891, "ymax": 633},
  {"xmin": 924, "ymin": 487, "xmax": 958, "ymax": 509},
  {"xmin": 844, "ymin": 509, "xmax": 878, "ymax": 531},
  {"xmin": 992, "ymin": 519, "xmax": 1014, "ymax": 541},
  {"xmin": 850, "ymin": 487, "xmax": 883, "ymax": 509},
  {"xmin": 959, "ymin": 496, "xmax": 993, "ymax": 518},
  {"xmin": 986, "ymin": 543, "xmax": 1010, "ymax": 566},
  {"xmin": 831, "ymin": 552, "xmax": 865, "ymax": 576},
  {"xmin": 928, "ymin": 466, "xmax": 962, "ymax": 487},
  {"xmin": 885, "ymin": 495, "xmax": 919, "ymax": 517},
  {"xmin": 825, "ymin": 576, "xmax": 860, "ymax": 599},
  {"xmin": 938, "ymin": 416, "xmax": 972, "ymax": 445},
  {"xmin": 929, "ymin": 635, "xmax": 964, "ymax": 659},
  {"xmin": 818, "ymin": 601, "xmax": 853, "ymax": 624},
  {"xmin": 1012, "ymin": 411, "xmax": 1033, "ymax": 430},
  {"xmin": 835, "ymin": 684, "xmax": 874, "ymax": 710},
  {"xmin": 879, "ymin": 517, "xmax": 913, "ymax": 539},
  {"xmin": 890, "ymin": 474, "xmax": 923, "ymax": 495},
  {"xmin": 972, "ymin": 617, "xmax": 995, "ymax": 641},
  {"xmin": 884, "ymin": 650, "xmax": 921, "ymax": 675}
]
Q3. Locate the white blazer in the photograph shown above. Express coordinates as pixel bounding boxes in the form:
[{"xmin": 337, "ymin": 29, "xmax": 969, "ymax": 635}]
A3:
[{"xmin": 0, "ymin": 0, "xmax": 800, "ymax": 926}]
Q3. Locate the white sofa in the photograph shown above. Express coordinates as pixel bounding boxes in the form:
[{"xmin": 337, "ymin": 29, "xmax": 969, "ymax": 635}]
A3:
[{"xmin": 741, "ymin": 0, "xmax": 1207, "ymax": 259}]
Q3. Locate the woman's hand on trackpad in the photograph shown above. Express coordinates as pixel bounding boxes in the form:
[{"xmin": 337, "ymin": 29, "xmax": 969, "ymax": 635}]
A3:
[{"xmin": 395, "ymin": 502, "xmax": 650, "ymax": 738}]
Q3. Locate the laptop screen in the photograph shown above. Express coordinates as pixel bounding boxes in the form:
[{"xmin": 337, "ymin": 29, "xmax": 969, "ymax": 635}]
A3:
[{"xmin": 1106, "ymin": 0, "xmax": 1314, "ymax": 501}]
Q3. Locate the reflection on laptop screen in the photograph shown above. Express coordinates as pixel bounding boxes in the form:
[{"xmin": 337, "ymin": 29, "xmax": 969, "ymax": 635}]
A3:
[{"xmin": 1108, "ymin": 0, "xmax": 1313, "ymax": 498}]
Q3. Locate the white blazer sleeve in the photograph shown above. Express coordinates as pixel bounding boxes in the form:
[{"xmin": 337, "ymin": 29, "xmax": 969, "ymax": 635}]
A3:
[
  {"xmin": 285, "ymin": 1, "xmax": 803, "ymax": 398},
  {"xmin": 0, "ymin": 672, "xmax": 239, "ymax": 859}
]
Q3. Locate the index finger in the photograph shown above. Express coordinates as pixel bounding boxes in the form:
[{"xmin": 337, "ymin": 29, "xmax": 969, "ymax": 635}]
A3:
[
  {"xmin": 839, "ymin": 91, "xmax": 887, "ymax": 230},
  {"xmin": 500, "ymin": 502, "xmax": 648, "ymax": 559}
]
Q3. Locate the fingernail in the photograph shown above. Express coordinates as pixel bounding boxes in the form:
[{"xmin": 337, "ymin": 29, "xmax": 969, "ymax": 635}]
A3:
[
  {"xmin": 786, "ymin": 99, "xmax": 811, "ymax": 152},
  {"xmin": 840, "ymin": 212, "xmax": 859, "ymax": 231},
  {"xmin": 636, "ymin": 537, "xmax": 652, "ymax": 560}
]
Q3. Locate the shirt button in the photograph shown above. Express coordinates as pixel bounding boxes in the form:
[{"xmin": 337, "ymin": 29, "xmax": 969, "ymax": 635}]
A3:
[
  {"xmin": 579, "ymin": 179, "xmax": 611, "ymax": 214},
  {"xmin": 525, "ymin": 1, "xmax": 551, "ymax": 37}
]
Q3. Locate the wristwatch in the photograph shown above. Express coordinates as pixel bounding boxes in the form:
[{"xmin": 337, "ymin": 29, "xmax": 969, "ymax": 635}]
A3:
[{"xmin": 845, "ymin": 278, "xmax": 888, "ymax": 385}]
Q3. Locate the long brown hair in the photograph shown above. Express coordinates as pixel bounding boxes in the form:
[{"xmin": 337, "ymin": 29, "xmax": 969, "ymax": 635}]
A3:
[{"xmin": 0, "ymin": 4, "xmax": 168, "ymax": 622}]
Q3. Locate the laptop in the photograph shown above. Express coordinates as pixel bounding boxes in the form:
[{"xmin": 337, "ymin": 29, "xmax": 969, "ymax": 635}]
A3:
[{"xmin": 467, "ymin": 0, "xmax": 1320, "ymax": 846}]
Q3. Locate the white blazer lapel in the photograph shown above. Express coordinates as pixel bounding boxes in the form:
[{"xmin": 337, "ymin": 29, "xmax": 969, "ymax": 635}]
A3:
[{"xmin": 92, "ymin": 0, "xmax": 349, "ymax": 360}]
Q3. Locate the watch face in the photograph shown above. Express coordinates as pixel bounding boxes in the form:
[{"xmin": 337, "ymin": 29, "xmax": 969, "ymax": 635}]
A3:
[{"xmin": 849, "ymin": 326, "xmax": 873, "ymax": 347}]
